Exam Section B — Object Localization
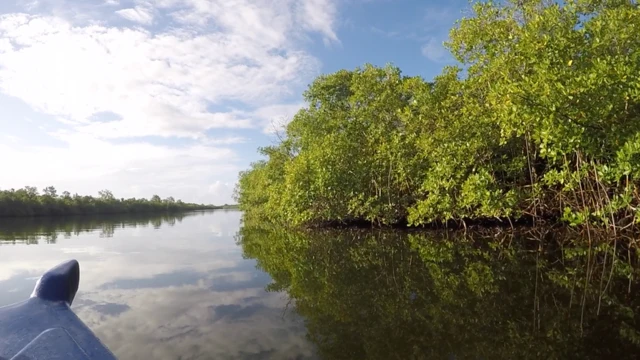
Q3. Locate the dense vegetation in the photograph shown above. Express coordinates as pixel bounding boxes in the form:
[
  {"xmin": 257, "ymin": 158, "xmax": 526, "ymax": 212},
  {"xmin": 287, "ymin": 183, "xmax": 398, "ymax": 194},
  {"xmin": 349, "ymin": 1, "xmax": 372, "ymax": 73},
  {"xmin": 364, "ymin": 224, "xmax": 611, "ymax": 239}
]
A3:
[
  {"xmin": 238, "ymin": 224, "xmax": 640, "ymax": 359},
  {"xmin": 0, "ymin": 186, "xmax": 220, "ymax": 217},
  {"xmin": 235, "ymin": 0, "xmax": 640, "ymax": 229}
]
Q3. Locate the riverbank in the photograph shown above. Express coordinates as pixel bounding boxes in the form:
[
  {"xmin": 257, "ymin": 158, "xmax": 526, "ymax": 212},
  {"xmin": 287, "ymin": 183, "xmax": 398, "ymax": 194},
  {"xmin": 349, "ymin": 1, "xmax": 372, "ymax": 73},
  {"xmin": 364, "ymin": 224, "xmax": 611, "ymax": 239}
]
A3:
[{"xmin": 235, "ymin": 0, "xmax": 640, "ymax": 231}]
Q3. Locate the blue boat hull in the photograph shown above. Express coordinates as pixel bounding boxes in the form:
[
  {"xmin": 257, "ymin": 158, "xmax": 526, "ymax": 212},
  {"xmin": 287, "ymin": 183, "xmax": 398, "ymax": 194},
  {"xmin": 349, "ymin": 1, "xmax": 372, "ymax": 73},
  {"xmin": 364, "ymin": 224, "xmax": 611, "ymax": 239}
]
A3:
[{"xmin": 0, "ymin": 260, "xmax": 117, "ymax": 359}]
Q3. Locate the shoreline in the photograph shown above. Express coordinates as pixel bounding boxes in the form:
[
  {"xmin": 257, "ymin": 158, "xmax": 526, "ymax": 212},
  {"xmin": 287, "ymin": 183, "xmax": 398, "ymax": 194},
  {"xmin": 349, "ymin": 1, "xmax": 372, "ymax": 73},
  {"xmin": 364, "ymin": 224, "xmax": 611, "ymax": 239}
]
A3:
[{"xmin": 0, "ymin": 206, "xmax": 240, "ymax": 219}]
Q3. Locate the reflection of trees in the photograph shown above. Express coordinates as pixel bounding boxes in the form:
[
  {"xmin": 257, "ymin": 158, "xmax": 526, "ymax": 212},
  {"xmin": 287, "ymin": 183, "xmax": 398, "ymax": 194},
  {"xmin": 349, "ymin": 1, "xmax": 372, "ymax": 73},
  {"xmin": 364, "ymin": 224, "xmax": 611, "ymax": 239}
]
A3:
[
  {"xmin": 0, "ymin": 212, "xmax": 193, "ymax": 244},
  {"xmin": 100, "ymin": 222, "xmax": 116, "ymax": 238},
  {"xmin": 44, "ymin": 232, "xmax": 58, "ymax": 244},
  {"xmin": 238, "ymin": 226, "xmax": 640, "ymax": 360}
]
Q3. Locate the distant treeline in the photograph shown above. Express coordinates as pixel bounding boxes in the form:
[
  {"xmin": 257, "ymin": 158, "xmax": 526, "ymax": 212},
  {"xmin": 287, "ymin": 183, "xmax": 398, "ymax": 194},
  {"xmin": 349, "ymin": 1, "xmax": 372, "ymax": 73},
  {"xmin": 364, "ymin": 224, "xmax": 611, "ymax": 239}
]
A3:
[
  {"xmin": 0, "ymin": 186, "xmax": 233, "ymax": 218},
  {"xmin": 235, "ymin": 0, "xmax": 640, "ymax": 229}
]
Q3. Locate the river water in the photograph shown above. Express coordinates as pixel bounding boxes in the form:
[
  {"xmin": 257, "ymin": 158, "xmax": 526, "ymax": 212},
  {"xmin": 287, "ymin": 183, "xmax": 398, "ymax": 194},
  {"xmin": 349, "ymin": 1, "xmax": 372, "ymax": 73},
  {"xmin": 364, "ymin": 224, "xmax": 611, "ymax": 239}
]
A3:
[
  {"xmin": 0, "ymin": 210, "xmax": 315, "ymax": 359},
  {"xmin": 1, "ymin": 210, "xmax": 639, "ymax": 359}
]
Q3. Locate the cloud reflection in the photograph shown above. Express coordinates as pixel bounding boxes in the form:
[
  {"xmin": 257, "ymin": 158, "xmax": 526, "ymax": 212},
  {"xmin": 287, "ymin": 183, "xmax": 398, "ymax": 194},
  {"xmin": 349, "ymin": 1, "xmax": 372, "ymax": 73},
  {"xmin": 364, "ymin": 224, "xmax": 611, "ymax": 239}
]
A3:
[{"xmin": 0, "ymin": 210, "xmax": 317, "ymax": 359}]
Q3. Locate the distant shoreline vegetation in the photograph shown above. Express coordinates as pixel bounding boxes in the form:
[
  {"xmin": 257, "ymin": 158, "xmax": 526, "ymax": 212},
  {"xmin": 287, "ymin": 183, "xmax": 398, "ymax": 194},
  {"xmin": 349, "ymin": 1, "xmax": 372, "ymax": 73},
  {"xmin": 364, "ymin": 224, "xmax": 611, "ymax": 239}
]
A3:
[
  {"xmin": 0, "ymin": 186, "xmax": 238, "ymax": 218},
  {"xmin": 235, "ymin": 0, "xmax": 640, "ymax": 231}
]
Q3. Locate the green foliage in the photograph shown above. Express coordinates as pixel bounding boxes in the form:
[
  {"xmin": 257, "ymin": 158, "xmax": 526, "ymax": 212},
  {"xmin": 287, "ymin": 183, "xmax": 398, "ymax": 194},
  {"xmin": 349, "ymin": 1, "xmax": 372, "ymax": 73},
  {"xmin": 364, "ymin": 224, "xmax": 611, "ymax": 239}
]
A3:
[
  {"xmin": 236, "ymin": 0, "xmax": 640, "ymax": 228},
  {"xmin": 238, "ymin": 224, "xmax": 640, "ymax": 359},
  {"xmin": 0, "ymin": 186, "xmax": 218, "ymax": 218}
]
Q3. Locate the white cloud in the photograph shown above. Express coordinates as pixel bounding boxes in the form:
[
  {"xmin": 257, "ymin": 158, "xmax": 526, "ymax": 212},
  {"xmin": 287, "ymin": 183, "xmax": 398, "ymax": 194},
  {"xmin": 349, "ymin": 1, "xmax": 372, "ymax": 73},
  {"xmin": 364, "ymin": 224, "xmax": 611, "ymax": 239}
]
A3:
[
  {"xmin": 298, "ymin": 0, "xmax": 339, "ymax": 45},
  {"xmin": 247, "ymin": 103, "xmax": 305, "ymax": 134},
  {"xmin": 418, "ymin": 6, "xmax": 460, "ymax": 63},
  {"xmin": 18, "ymin": 0, "xmax": 41, "ymax": 11},
  {"xmin": 200, "ymin": 136, "xmax": 247, "ymax": 145},
  {"xmin": 154, "ymin": 0, "xmax": 340, "ymax": 47},
  {"xmin": 421, "ymin": 37, "xmax": 449, "ymax": 63},
  {"xmin": 116, "ymin": 4, "xmax": 155, "ymax": 25},
  {"xmin": 0, "ymin": 0, "xmax": 339, "ymax": 139},
  {"xmin": 0, "ymin": 133, "xmax": 241, "ymax": 204},
  {"xmin": 0, "ymin": 0, "xmax": 340, "ymax": 202},
  {"xmin": 207, "ymin": 181, "xmax": 236, "ymax": 203},
  {"xmin": 0, "ymin": 12, "xmax": 323, "ymax": 138},
  {"xmin": 2, "ymin": 134, "xmax": 20, "ymax": 143}
]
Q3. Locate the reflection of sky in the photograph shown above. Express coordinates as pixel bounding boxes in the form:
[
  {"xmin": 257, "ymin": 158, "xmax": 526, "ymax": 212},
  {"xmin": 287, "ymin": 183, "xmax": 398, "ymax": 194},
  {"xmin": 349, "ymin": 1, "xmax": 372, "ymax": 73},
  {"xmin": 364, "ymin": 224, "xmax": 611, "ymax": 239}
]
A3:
[{"xmin": 0, "ymin": 211, "xmax": 317, "ymax": 359}]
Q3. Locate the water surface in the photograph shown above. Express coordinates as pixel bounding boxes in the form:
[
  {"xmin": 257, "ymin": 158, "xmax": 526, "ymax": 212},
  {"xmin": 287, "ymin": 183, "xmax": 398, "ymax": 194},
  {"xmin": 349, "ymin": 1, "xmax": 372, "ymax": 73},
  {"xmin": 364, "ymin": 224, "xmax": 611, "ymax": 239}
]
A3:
[
  {"xmin": 239, "ymin": 224, "xmax": 640, "ymax": 360},
  {"xmin": 0, "ymin": 210, "xmax": 316, "ymax": 359},
  {"xmin": 2, "ymin": 211, "xmax": 639, "ymax": 359}
]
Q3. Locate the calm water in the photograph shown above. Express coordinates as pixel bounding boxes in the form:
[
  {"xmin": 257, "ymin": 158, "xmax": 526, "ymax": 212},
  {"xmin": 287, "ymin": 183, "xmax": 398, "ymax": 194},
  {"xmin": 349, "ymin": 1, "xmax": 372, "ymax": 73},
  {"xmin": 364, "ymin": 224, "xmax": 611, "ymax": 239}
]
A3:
[
  {"xmin": 0, "ymin": 210, "xmax": 316, "ymax": 359},
  {"xmin": 2, "ymin": 211, "xmax": 640, "ymax": 359}
]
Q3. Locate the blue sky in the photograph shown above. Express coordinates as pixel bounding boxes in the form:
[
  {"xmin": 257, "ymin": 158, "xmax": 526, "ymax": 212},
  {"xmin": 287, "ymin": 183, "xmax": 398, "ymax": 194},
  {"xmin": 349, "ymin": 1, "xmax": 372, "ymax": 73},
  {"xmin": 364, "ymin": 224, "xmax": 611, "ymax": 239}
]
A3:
[{"xmin": 0, "ymin": 0, "xmax": 469, "ymax": 204}]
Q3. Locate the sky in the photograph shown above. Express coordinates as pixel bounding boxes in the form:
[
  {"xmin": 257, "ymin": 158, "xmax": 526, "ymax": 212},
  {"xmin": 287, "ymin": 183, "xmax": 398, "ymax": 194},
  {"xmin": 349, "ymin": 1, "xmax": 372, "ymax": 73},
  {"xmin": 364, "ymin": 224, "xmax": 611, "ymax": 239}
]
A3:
[{"xmin": 0, "ymin": 0, "xmax": 470, "ymax": 205}]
